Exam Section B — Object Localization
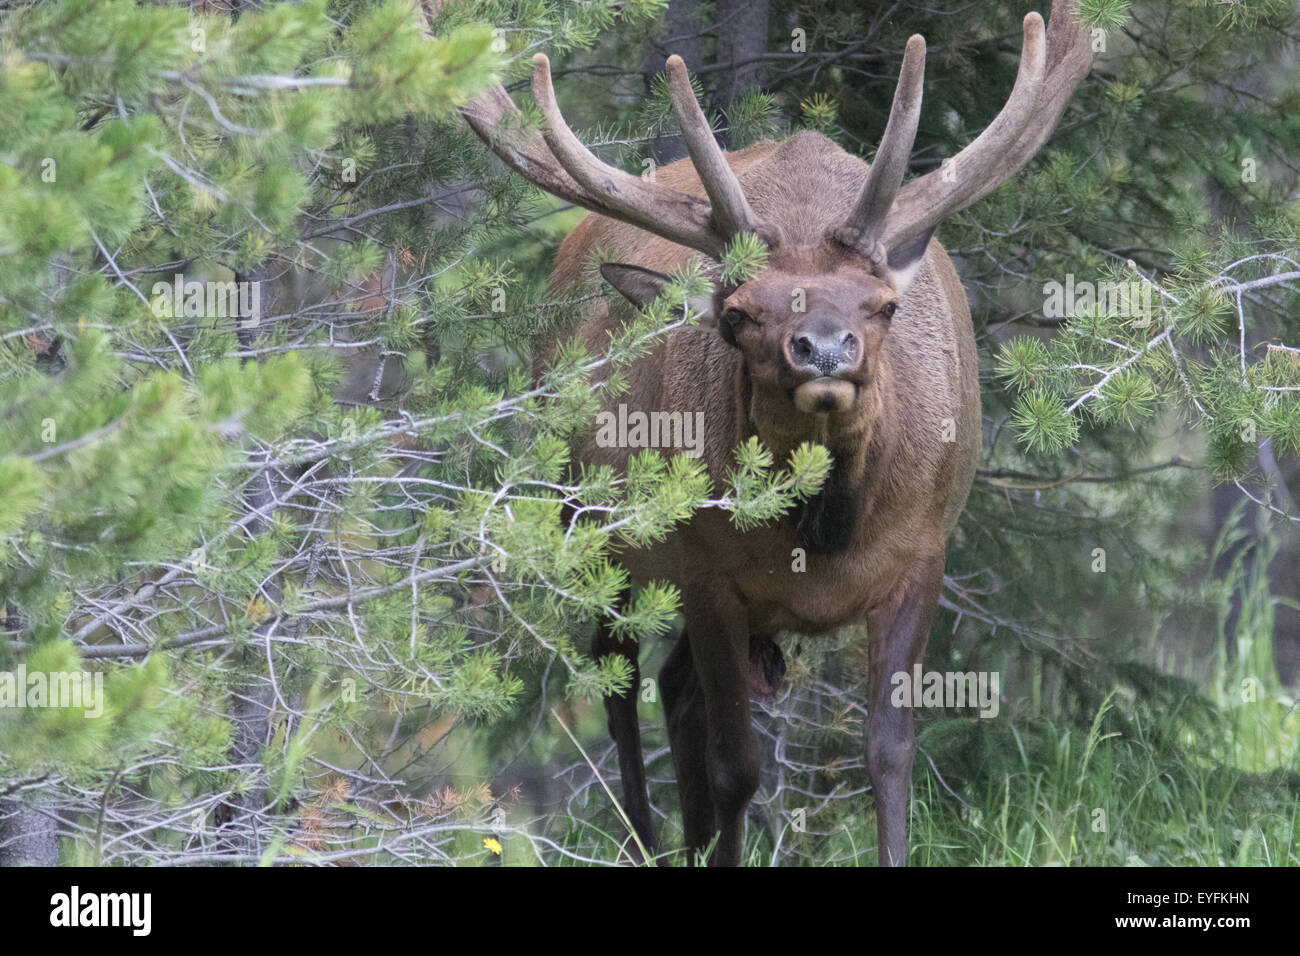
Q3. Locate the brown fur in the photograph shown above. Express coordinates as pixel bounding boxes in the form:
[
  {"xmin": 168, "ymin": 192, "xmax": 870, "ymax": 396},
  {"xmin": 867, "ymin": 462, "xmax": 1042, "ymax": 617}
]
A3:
[{"xmin": 544, "ymin": 132, "xmax": 978, "ymax": 618}]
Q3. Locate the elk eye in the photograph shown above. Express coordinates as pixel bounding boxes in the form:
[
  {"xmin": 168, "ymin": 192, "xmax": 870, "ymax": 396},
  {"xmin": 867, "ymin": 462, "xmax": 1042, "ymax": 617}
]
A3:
[
  {"xmin": 723, "ymin": 307, "xmax": 751, "ymax": 328},
  {"xmin": 881, "ymin": 302, "xmax": 898, "ymax": 319}
]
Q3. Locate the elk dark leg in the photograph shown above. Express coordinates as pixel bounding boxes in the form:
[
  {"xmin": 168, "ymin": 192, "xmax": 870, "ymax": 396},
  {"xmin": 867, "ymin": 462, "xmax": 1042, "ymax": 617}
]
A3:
[
  {"xmin": 683, "ymin": 589, "xmax": 757, "ymax": 867},
  {"xmin": 865, "ymin": 553, "xmax": 945, "ymax": 867},
  {"xmin": 592, "ymin": 616, "xmax": 659, "ymax": 861},
  {"xmin": 659, "ymin": 629, "xmax": 715, "ymax": 863}
]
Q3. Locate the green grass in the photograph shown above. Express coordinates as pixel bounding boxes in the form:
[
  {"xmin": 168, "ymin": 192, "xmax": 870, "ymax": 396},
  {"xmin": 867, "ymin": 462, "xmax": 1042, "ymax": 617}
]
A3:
[
  {"xmin": 522, "ymin": 601, "xmax": 1299, "ymax": 866},
  {"xmin": 527, "ymin": 684, "xmax": 1298, "ymax": 866},
  {"xmin": 904, "ymin": 700, "xmax": 1299, "ymax": 867}
]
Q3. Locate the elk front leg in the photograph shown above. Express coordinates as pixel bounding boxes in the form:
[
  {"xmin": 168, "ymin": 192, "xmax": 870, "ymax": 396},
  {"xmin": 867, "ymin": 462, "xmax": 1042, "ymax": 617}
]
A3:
[
  {"xmin": 682, "ymin": 589, "xmax": 757, "ymax": 867},
  {"xmin": 592, "ymin": 616, "xmax": 659, "ymax": 860},
  {"xmin": 658, "ymin": 629, "xmax": 715, "ymax": 862},
  {"xmin": 865, "ymin": 553, "xmax": 945, "ymax": 866}
]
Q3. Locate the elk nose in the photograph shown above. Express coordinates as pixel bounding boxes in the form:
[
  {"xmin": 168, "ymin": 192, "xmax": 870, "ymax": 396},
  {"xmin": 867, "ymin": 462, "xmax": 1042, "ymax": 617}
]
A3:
[{"xmin": 788, "ymin": 327, "xmax": 858, "ymax": 377}]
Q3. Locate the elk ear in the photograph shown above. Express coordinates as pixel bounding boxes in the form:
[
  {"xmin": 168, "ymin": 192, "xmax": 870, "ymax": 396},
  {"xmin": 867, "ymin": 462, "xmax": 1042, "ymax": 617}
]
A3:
[
  {"xmin": 885, "ymin": 228, "xmax": 935, "ymax": 296},
  {"xmin": 600, "ymin": 262, "xmax": 717, "ymax": 321},
  {"xmin": 600, "ymin": 263, "xmax": 671, "ymax": 306}
]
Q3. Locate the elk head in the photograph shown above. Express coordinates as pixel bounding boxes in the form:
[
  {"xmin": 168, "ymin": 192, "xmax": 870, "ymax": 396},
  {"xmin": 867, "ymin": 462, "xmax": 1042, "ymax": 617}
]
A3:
[{"xmin": 462, "ymin": 2, "xmax": 1091, "ymax": 433}]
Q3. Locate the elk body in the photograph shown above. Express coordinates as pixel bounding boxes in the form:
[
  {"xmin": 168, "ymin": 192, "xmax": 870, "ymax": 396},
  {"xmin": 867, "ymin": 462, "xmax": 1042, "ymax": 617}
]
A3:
[{"xmin": 464, "ymin": 1, "xmax": 1092, "ymax": 865}]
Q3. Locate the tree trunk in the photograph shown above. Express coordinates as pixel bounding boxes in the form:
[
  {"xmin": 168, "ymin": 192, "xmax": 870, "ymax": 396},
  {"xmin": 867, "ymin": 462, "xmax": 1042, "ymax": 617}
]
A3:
[
  {"xmin": 0, "ymin": 798, "xmax": 58, "ymax": 866},
  {"xmin": 644, "ymin": 0, "xmax": 705, "ymax": 164},
  {"xmin": 713, "ymin": 0, "xmax": 770, "ymax": 136},
  {"xmin": 212, "ymin": 266, "xmax": 294, "ymax": 861}
]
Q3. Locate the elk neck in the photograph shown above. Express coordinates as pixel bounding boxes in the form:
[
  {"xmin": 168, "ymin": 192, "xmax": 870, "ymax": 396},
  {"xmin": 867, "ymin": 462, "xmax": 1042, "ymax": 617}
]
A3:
[{"xmin": 734, "ymin": 342, "xmax": 898, "ymax": 556}]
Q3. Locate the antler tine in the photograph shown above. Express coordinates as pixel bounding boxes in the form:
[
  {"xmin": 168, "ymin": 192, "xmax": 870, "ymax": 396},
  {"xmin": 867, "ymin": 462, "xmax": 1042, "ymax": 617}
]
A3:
[
  {"xmin": 528, "ymin": 53, "xmax": 726, "ymax": 258},
  {"xmin": 460, "ymin": 83, "xmax": 593, "ymax": 210},
  {"xmin": 875, "ymin": 12, "xmax": 1046, "ymax": 253},
  {"xmin": 993, "ymin": 0, "xmax": 1095, "ymax": 187},
  {"xmin": 664, "ymin": 55, "xmax": 762, "ymax": 242},
  {"xmin": 836, "ymin": 34, "xmax": 926, "ymax": 262}
]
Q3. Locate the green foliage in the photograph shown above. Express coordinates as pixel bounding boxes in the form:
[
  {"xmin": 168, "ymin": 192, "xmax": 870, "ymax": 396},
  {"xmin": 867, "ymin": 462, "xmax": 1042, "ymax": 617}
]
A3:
[
  {"xmin": 798, "ymin": 93, "xmax": 837, "ymax": 136},
  {"xmin": 719, "ymin": 231, "xmax": 770, "ymax": 286},
  {"xmin": 726, "ymin": 90, "xmax": 781, "ymax": 148},
  {"xmin": 1009, "ymin": 389, "xmax": 1080, "ymax": 453},
  {"xmin": 1077, "ymin": 0, "xmax": 1132, "ymax": 33},
  {"xmin": 723, "ymin": 438, "xmax": 832, "ymax": 531}
]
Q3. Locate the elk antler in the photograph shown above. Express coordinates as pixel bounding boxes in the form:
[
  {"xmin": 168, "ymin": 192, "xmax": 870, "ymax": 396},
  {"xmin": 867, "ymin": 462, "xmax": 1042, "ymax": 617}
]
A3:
[
  {"xmin": 663, "ymin": 56, "xmax": 766, "ymax": 243},
  {"xmin": 839, "ymin": 0, "xmax": 1093, "ymax": 264},
  {"xmin": 461, "ymin": 53, "xmax": 761, "ymax": 260},
  {"xmin": 832, "ymin": 33, "xmax": 927, "ymax": 266}
]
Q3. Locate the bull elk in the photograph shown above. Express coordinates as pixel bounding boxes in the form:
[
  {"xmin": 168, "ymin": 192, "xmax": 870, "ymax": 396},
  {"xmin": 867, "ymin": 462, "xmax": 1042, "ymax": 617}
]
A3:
[{"xmin": 462, "ymin": 1, "xmax": 1092, "ymax": 865}]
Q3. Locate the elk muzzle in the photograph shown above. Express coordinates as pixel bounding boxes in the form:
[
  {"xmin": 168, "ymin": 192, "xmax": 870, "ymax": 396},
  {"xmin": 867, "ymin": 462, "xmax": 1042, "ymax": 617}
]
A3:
[{"xmin": 787, "ymin": 320, "xmax": 861, "ymax": 414}]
